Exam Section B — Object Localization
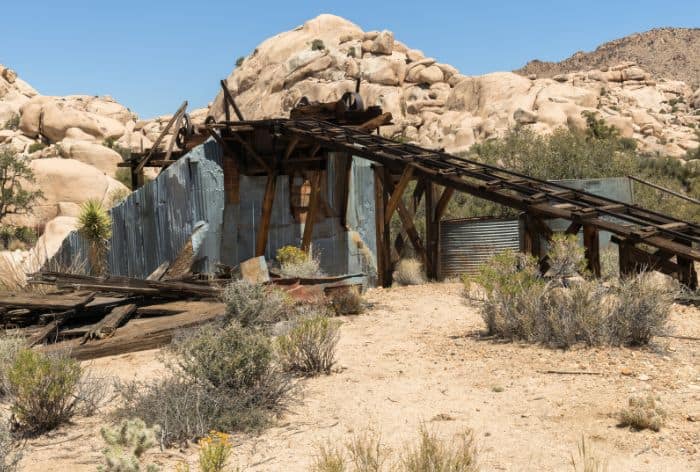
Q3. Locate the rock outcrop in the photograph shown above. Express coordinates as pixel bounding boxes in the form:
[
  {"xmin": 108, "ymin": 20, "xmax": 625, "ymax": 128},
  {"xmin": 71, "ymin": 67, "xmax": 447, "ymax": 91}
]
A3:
[{"xmin": 210, "ymin": 15, "xmax": 700, "ymax": 158}]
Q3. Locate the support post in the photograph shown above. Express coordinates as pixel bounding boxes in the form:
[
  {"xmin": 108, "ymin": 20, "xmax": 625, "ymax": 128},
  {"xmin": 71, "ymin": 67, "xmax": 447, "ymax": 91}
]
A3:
[
  {"xmin": 676, "ymin": 239, "xmax": 698, "ymax": 290},
  {"xmin": 255, "ymin": 172, "xmax": 277, "ymax": 257},
  {"xmin": 373, "ymin": 165, "xmax": 392, "ymax": 287},
  {"xmin": 301, "ymin": 171, "xmax": 322, "ymax": 252},
  {"xmin": 425, "ymin": 180, "xmax": 440, "ymax": 280},
  {"xmin": 583, "ymin": 224, "xmax": 601, "ymax": 277}
]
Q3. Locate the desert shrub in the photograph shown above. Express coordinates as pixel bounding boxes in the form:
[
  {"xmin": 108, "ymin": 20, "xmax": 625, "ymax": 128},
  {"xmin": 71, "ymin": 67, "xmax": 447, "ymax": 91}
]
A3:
[
  {"xmin": 108, "ymin": 187, "xmax": 131, "ymax": 207},
  {"xmin": 276, "ymin": 314, "xmax": 340, "ymax": 375},
  {"xmin": 0, "ymin": 335, "xmax": 24, "ymax": 396},
  {"xmin": 312, "ymin": 443, "xmax": 346, "ymax": 472},
  {"xmin": 198, "ymin": 431, "xmax": 233, "ymax": 472},
  {"xmin": 330, "ymin": 287, "xmax": 365, "ymax": 315},
  {"xmin": 115, "ymin": 168, "xmax": 133, "ymax": 190},
  {"xmin": 2, "ymin": 115, "xmax": 19, "ymax": 131},
  {"xmin": 393, "ymin": 259, "xmax": 425, "ymax": 286},
  {"xmin": 473, "ymin": 249, "xmax": 674, "ymax": 348},
  {"xmin": 99, "ymin": 418, "xmax": 161, "ymax": 472},
  {"xmin": 27, "ymin": 142, "xmax": 46, "ymax": 154},
  {"xmin": 346, "ymin": 432, "xmax": 387, "ymax": 472},
  {"xmin": 311, "ymin": 39, "xmax": 326, "ymax": 51},
  {"xmin": 117, "ymin": 323, "xmax": 292, "ymax": 444},
  {"xmin": 223, "ymin": 280, "xmax": 288, "ymax": 327},
  {"xmin": 570, "ymin": 436, "xmax": 607, "ymax": 472},
  {"xmin": 546, "ymin": 233, "xmax": 587, "ymax": 277},
  {"xmin": 78, "ymin": 200, "xmax": 112, "ymax": 276},
  {"xmin": 0, "ymin": 420, "xmax": 21, "ymax": 472},
  {"xmin": 618, "ymin": 395, "xmax": 666, "ymax": 431},
  {"xmin": 7, "ymin": 349, "xmax": 89, "ymax": 433},
  {"xmin": 400, "ymin": 426, "xmax": 477, "ymax": 472},
  {"xmin": 610, "ymin": 273, "xmax": 674, "ymax": 345},
  {"xmin": 0, "ymin": 146, "xmax": 43, "ymax": 221},
  {"xmin": 276, "ymin": 246, "xmax": 324, "ymax": 278},
  {"xmin": 235, "ymin": 56, "xmax": 245, "ymax": 67},
  {"xmin": 599, "ymin": 246, "xmax": 619, "ymax": 280}
]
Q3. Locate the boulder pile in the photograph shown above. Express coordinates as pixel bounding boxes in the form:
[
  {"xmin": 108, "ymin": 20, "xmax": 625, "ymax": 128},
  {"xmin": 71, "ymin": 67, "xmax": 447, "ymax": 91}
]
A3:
[{"xmin": 210, "ymin": 14, "xmax": 700, "ymax": 158}]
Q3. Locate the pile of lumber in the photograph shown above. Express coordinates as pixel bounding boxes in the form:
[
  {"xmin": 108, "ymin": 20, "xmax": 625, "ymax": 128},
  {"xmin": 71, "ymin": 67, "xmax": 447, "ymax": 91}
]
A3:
[{"xmin": 0, "ymin": 272, "xmax": 225, "ymax": 360}]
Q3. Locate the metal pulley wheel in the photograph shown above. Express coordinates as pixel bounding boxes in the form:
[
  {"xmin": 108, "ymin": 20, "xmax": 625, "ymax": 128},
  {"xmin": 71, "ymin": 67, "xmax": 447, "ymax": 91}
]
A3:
[
  {"xmin": 296, "ymin": 96, "xmax": 311, "ymax": 108},
  {"xmin": 175, "ymin": 113, "xmax": 194, "ymax": 149}
]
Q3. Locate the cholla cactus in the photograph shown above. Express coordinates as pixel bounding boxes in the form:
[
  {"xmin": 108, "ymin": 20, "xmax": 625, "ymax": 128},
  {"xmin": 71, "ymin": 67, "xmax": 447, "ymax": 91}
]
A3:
[{"xmin": 99, "ymin": 419, "xmax": 161, "ymax": 472}]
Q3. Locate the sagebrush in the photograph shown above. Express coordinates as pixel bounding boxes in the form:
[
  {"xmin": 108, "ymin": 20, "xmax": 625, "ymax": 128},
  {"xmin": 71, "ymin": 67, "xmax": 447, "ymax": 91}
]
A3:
[
  {"xmin": 223, "ymin": 280, "xmax": 288, "ymax": 327},
  {"xmin": 276, "ymin": 313, "xmax": 340, "ymax": 375},
  {"xmin": 393, "ymin": 259, "xmax": 425, "ymax": 286}
]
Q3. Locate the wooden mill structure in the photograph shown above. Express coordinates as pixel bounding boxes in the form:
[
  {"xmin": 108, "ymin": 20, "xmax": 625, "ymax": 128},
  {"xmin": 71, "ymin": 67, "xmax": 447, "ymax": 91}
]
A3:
[{"xmin": 120, "ymin": 84, "xmax": 700, "ymax": 288}]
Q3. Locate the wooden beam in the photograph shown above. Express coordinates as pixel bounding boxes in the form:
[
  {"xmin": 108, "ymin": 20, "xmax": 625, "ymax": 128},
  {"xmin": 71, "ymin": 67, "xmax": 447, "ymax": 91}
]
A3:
[
  {"xmin": 283, "ymin": 136, "xmax": 300, "ymax": 160},
  {"xmin": 357, "ymin": 112, "xmax": 393, "ymax": 132},
  {"xmin": 229, "ymin": 133, "xmax": 272, "ymax": 173},
  {"xmin": 220, "ymin": 79, "xmax": 244, "ymax": 121},
  {"xmin": 565, "ymin": 221, "xmax": 582, "ymax": 235},
  {"xmin": 425, "ymin": 180, "xmax": 440, "ymax": 280},
  {"xmin": 340, "ymin": 154, "xmax": 353, "ymax": 228},
  {"xmin": 384, "ymin": 166, "xmax": 414, "ymax": 225},
  {"xmin": 583, "ymin": 225, "xmax": 600, "ymax": 277},
  {"xmin": 302, "ymin": 171, "xmax": 322, "ymax": 252},
  {"xmin": 163, "ymin": 111, "xmax": 184, "ymax": 162},
  {"xmin": 374, "ymin": 165, "xmax": 391, "ymax": 287},
  {"xmin": 396, "ymin": 200, "xmax": 426, "ymax": 261},
  {"xmin": 256, "ymin": 171, "xmax": 278, "ymax": 257},
  {"xmin": 136, "ymin": 101, "xmax": 187, "ymax": 174},
  {"xmin": 81, "ymin": 303, "xmax": 137, "ymax": 342},
  {"xmin": 434, "ymin": 187, "xmax": 455, "ymax": 221}
]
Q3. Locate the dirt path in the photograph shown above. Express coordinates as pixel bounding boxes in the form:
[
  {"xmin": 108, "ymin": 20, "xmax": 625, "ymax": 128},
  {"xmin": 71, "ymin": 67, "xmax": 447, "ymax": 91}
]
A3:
[{"xmin": 17, "ymin": 283, "xmax": 700, "ymax": 471}]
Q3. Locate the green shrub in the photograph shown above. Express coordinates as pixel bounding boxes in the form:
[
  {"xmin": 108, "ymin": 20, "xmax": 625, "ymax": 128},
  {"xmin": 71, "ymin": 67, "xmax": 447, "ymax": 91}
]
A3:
[
  {"xmin": 99, "ymin": 418, "xmax": 161, "ymax": 472},
  {"xmin": 393, "ymin": 259, "xmax": 425, "ymax": 286},
  {"xmin": 198, "ymin": 431, "xmax": 233, "ymax": 472},
  {"xmin": 235, "ymin": 56, "xmax": 245, "ymax": 67},
  {"xmin": 117, "ymin": 323, "xmax": 293, "ymax": 445},
  {"xmin": 7, "ymin": 350, "xmax": 83, "ymax": 433},
  {"xmin": 0, "ymin": 335, "xmax": 24, "ymax": 396},
  {"xmin": 618, "ymin": 395, "xmax": 666, "ymax": 431},
  {"xmin": 276, "ymin": 246, "xmax": 324, "ymax": 278},
  {"xmin": 311, "ymin": 39, "xmax": 326, "ymax": 51},
  {"xmin": 115, "ymin": 168, "xmax": 133, "ymax": 190},
  {"xmin": 472, "ymin": 249, "xmax": 675, "ymax": 348},
  {"xmin": 276, "ymin": 314, "xmax": 340, "ymax": 375},
  {"xmin": 27, "ymin": 142, "xmax": 46, "ymax": 154},
  {"xmin": 0, "ymin": 146, "xmax": 43, "ymax": 221},
  {"xmin": 223, "ymin": 280, "xmax": 288, "ymax": 327}
]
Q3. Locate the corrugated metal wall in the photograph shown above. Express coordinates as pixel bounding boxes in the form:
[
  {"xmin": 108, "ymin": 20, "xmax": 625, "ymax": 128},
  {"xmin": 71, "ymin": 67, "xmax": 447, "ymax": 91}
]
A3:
[
  {"xmin": 52, "ymin": 144, "xmax": 378, "ymax": 281},
  {"xmin": 440, "ymin": 218, "xmax": 520, "ymax": 278}
]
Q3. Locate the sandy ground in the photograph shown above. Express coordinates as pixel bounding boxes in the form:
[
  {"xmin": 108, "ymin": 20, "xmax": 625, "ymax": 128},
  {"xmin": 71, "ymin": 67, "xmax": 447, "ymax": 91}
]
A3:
[{"xmin": 16, "ymin": 283, "xmax": 700, "ymax": 471}]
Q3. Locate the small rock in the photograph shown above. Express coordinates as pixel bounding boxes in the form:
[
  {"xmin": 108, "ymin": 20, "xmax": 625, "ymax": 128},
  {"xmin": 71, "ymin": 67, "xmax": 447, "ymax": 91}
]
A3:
[
  {"xmin": 637, "ymin": 374, "xmax": 650, "ymax": 381},
  {"xmin": 621, "ymin": 368, "xmax": 633, "ymax": 376},
  {"xmin": 514, "ymin": 108, "xmax": 537, "ymax": 124}
]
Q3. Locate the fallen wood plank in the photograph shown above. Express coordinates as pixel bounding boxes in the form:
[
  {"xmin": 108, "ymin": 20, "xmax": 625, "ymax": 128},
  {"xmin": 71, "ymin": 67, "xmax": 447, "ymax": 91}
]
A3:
[
  {"xmin": 81, "ymin": 304, "xmax": 137, "ymax": 343},
  {"xmin": 136, "ymin": 300, "xmax": 218, "ymax": 317},
  {"xmin": 0, "ymin": 292, "xmax": 96, "ymax": 310},
  {"xmin": 41, "ymin": 302, "xmax": 225, "ymax": 360},
  {"xmin": 25, "ymin": 292, "xmax": 96, "ymax": 347}
]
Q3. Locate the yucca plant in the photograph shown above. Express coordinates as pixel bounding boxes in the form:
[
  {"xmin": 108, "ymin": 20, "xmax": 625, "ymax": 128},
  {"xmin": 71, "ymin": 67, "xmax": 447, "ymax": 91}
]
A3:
[{"xmin": 78, "ymin": 200, "xmax": 112, "ymax": 276}]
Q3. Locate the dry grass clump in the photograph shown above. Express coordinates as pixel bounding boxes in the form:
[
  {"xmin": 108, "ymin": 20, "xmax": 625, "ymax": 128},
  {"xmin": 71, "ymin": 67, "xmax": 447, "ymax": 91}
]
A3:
[
  {"xmin": 0, "ymin": 335, "xmax": 24, "ymax": 396},
  {"xmin": 0, "ymin": 420, "xmax": 21, "ymax": 472},
  {"xmin": 276, "ymin": 245, "xmax": 324, "ymax": 278},
  {"xmin": 570, "ymin": 436, "xmax": 607, "ymax": 472},
  {"xmin": 393, "ymin": 259, "xmax": 425, "ymax": 286},
  {"xmin": 0, "ymin": 255, "xmax": 28, "ymax": 292},
  {"xmin": 6, "ymin": 349, "xmax": 105, "ymax": 434},
  {"xmin": 223, "ymin": 280, "xmax": 289, "ymax": 327},
  {"xmin": 618, "ymin": 395, "xmax": 667, "ymax": 432},
  {"xmin": 330, "ymin": 287, "xmax": 365, "ymax": 315},
  {"xmin": 472, "ymin": 243, "xmax": 676, "ymax": 348},
  {"xmin": 116, "ymin": 322, "xmax": 293, "ymax": 445},
  {"xmin": 276, "ymin": 313, "xmax": 340, "ymax": 376},
  {"xmin": 312, "ymin": 427, "xmax": 477, "ymax": 472}
]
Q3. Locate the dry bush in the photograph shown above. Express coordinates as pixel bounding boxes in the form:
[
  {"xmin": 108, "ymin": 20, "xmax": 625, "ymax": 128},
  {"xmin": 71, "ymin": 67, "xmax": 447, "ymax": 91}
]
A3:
[
  {"xmin": 618, "ymin": 395, "xmax": 667, "ymax": 432},
  {"xmin": 546, "ymin": 233, "xmax": 587, "ymax": 277},
  {"xmin": 7, "ymin": 349, "xmax": 104, "ymax": 434},
  {"xmin": 276, "ymin": 313, "xmax": 340, "ymax": 376},
  {"xmin": 346, "ymin": 432, "xmax": 387, "ymax": 472},
  {"xmin": 610, "ymin": 273, "xmax": 674, "ymax": 345},
  {"xmin": 0, "ymin": 255, "xmax": 27, "ymax": 292},
  {"xmin": 0, "ymin": 420, "xmax": 21, "ymax": 472},
  {"xmin": 276, "ymin": 245, "xmax": 324, "ymax": 278},
  {"xmin": 0, "ymin": 335, "xmax": 24, "ymax": 396},
  {"xmin": 116, "ymin": 323, "xmax": 293, "ymax": 445},
  {"xmin": 311, "ymin": 444, "xmax": 346, "ymax": 472},
  {"xmin": 472, "ymin": 249, "xmax": 675, "ymax": 348},
  {"xmin": 401, "ymin": 426, "xmax": 478, "ymax": 472},
  {"xmin": 570, "ymin": 436, "xmax": 607, "ymax": 472},
  {"xmin": 330, "ymin": 287, "xmax": 365, "ymax": 315},
  {"xmin": 223, "ymin": 280, "xmax": 289, "ymax": 327},
  {"xmin": 393, "ymin": 259, "xmax": 425, "ymax": 286}
]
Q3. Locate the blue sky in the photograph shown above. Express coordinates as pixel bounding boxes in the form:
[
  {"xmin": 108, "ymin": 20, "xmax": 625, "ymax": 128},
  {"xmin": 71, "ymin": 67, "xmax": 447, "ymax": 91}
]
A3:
[{"xmin": 3, "ymin": 1, "xmax": 698, "ymax": 118}]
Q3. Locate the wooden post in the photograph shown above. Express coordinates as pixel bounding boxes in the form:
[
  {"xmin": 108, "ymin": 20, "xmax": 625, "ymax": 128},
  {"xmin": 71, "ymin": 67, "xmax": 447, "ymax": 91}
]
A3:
[
  {"xmin": 676, "ymin": 239, "xmax": 698, "ymax": 290},
  {"xmin": 384, "ymin": 166, "xmax": 414, "ymax": 225},
  {"xmin": 583, "ymin": 224, "xmax": 601, "ymax": 277},
  {"xmin": 302, "ymin": 171, "xmax": 322, "ymax": 252},
  {"xmin": 255, "ymin": 172, "xmax": 277, "ymax": 257},
  {"xmin": 424, "ymin": 180, "xmax": 440, "ymax": 280},
  {"xmin": 373, "ymin": 165, "xmax": 392, "ymax": 287},
  {"xmin": 618, "ymin": 239, "xmax": 636, "ymax": 277},
  {"xmin": 519, "ymin": 214, "xmax": 541, "ymax": 260},
  {"xmin": 340, "ymin": 154, "xmax": 353, "ymax": 228}
]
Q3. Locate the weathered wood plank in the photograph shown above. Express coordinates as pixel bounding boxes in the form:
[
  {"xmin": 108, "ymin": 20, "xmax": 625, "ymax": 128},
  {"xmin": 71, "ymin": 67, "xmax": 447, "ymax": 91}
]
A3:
[
  {"xmin": 302, "ymin": 171, "xmax": 322, "ymax": 252},
  {"xmin": 256, "ymin": 171, "xmax": 278, "ymax": 257},
  {"xmin": 384, "ymin": 165, "xmax": 414, "ymax": 225},
  {"xmin": 81, "ymin": 304, "xmax": 137, "ymax": 342}
]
